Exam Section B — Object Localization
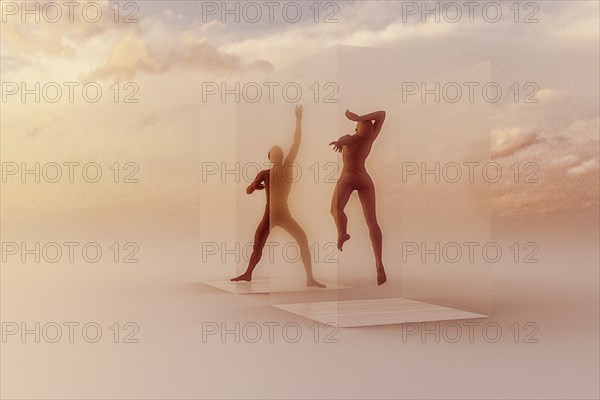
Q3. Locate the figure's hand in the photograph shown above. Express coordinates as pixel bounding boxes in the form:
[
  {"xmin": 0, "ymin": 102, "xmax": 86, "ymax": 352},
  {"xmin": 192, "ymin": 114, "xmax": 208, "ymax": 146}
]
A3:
[
  {"xmin": 329, "ymin": 140, "xmax": 343, "ymax": 153},
  {"xmin": 295, "ymin": 104, "xmax": 303, "ymax": 120},
  {"xmin": 345, "ymin": 109, "xmax": 359, "ymax": 121},
  {"xmin": 247, "ymin": 182, "xmax": 265, "ymax": 194}
]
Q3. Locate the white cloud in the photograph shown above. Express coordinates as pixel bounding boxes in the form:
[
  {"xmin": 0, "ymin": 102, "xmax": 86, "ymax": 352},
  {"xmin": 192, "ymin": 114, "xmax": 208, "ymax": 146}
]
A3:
[
  {"xmin": 536, "ymin": 88, "xmax": 566, "ymax": 102},
  {"xmin": 567, "ymin": 157, "xmax": 600, "ymax": 176},
  {"xmin": 491, "ymin": 127, "xmax": 541, "ymax": 159},
  {"xmin": 553, "ymin": 10, "xmax": 600, "ymax": 42},
  {"xmin": 552, "ymin": 154, "xmax": 579, "ymax": 166}
]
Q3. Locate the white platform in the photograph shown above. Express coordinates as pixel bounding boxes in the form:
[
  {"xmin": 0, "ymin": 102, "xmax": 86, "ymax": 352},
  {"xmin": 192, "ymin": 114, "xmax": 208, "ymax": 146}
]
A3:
[
  {"xmin": 202, "ymin": 278, "xmax": 349, "ymax": 294},
  {"xmin": 274, "ymin": 297, "xmax": 488, "ymax": 327}
]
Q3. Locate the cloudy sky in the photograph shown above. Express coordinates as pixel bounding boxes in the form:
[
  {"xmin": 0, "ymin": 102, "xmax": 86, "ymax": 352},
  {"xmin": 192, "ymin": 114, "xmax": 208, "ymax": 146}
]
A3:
[{"xmin": 1, "ymin": 0, "xmax": 598, "ymax": 237}]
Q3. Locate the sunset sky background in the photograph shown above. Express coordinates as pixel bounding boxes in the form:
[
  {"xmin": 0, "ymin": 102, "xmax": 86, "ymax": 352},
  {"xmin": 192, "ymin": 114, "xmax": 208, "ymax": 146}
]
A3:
[
  {"xmin": 2, "ymin": 1, "xmax": 598, "ymax": 242},
  {"xmin": 1, "ymin": 2, "xmax": 599, "ymax": 399}
]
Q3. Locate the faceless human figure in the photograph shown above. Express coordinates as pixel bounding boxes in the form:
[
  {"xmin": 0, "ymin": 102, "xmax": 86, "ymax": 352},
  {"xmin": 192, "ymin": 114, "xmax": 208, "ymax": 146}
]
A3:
[
  {"xmin": 329, "ymin": 109, "xmax": 387, "ymax": 285},
  {"xmin": 231, "ymin": 105, "xmax": 325, "ymax": 288}
]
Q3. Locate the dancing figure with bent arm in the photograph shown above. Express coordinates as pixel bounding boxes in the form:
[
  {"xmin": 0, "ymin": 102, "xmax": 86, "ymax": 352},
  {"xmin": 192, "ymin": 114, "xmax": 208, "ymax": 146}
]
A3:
[
  {"xmin": 329, "ymin": 109, "xmax": 387, "ymax": 285},
  {"xmin": 231, "ymin": 105, "xmax": 325, "ymax": 288}
]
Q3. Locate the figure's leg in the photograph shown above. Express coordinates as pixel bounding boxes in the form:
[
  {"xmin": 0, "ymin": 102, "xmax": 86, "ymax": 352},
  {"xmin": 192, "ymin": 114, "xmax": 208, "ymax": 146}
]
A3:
[
  {"xmin": 331, "ymin": 180, "xmax": 353, "ymax": 250},
  {"xmin": 279, "ymin": 217, "xmax": 325, "ymax": 288},
  {"xmin": 357, "ymin": 180, "xmax": 387, "ymax": 285},
  {"xmin": 231, "ymin": 213, "xmax": 270, "ymax": 281}
]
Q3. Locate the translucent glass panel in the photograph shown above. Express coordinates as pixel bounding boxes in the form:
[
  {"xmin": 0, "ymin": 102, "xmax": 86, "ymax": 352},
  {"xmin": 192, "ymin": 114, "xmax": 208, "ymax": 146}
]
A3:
[{"xmin": 268, "ymin": 45, "xmax": 492, "ymax": 318}]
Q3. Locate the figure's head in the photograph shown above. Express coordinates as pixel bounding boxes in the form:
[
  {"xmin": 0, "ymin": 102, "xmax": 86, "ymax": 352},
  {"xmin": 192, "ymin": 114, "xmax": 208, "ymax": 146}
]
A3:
[
  {"xmin": 268, "ymin": 146, "xmax": 284, "ymax": 164},
  {"xmin": 355, "ymin": 120, "xmax": 374, "ymax": 136}
]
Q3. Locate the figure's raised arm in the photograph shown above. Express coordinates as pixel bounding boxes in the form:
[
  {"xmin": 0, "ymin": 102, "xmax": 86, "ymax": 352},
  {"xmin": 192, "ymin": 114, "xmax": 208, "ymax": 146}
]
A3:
[
  {"xmin": 346, "ymin": 109, "xmax": 386, "ymax": 138},
  {"xmin": 284, "ymin": 104, "xmax": 303, "ymax": 164}
]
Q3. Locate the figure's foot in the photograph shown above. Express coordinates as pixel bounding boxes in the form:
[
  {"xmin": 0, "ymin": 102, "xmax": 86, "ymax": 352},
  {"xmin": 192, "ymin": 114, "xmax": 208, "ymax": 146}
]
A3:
[
  {"xmin": 337, "ymin": 233, "xmax": 351, "ymax": 251},
  {"xmin": 231, "ymin": 273, "xmax": 252, "ymax": 282},
  {"xmin": 376, "ymin": 266, "xmax": 387, "ymax": 286},
  {"xmin": 307, "ymin": 278, "xmax": 326, "ymax": 288}
]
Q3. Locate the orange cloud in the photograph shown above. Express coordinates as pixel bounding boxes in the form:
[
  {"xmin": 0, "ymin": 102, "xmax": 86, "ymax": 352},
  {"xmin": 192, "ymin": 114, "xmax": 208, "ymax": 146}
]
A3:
[{"xmin": 86, "ymin": 32, "xmax": 273, "ymax": 81}]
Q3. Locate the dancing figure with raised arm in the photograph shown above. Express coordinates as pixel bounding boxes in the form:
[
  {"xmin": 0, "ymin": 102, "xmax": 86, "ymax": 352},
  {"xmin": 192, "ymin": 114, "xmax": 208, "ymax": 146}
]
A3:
[
  {"xmin": 231, "ymin": 105, "xmax": 325, "ymax": 288},
  {"xmin": 329, "ymin": 109, "xmax": 387, "ymax": 285}
]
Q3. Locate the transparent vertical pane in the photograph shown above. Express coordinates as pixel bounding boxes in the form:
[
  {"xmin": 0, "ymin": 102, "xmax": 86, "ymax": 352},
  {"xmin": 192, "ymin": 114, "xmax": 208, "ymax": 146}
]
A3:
[{"xmin": 268, "ymin": 45, "xmax": 492, "ymax": 323}]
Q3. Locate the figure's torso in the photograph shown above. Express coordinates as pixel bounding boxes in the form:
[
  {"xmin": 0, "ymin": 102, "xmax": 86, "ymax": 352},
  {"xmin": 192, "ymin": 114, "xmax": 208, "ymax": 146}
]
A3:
[
  {"xmin": 263, "ymin": 167, "xmax": 292, "ymax": 217},
  {"xmin": 342, "ymin": 135, "xmax": 373, "ymax": 173}
]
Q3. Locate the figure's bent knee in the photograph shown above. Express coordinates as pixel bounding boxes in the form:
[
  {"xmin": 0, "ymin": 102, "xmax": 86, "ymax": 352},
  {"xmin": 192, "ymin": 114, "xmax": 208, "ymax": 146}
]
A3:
[{"xmin": 332, "ymin": 204, "xmax": 345, "ymax": 217}]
